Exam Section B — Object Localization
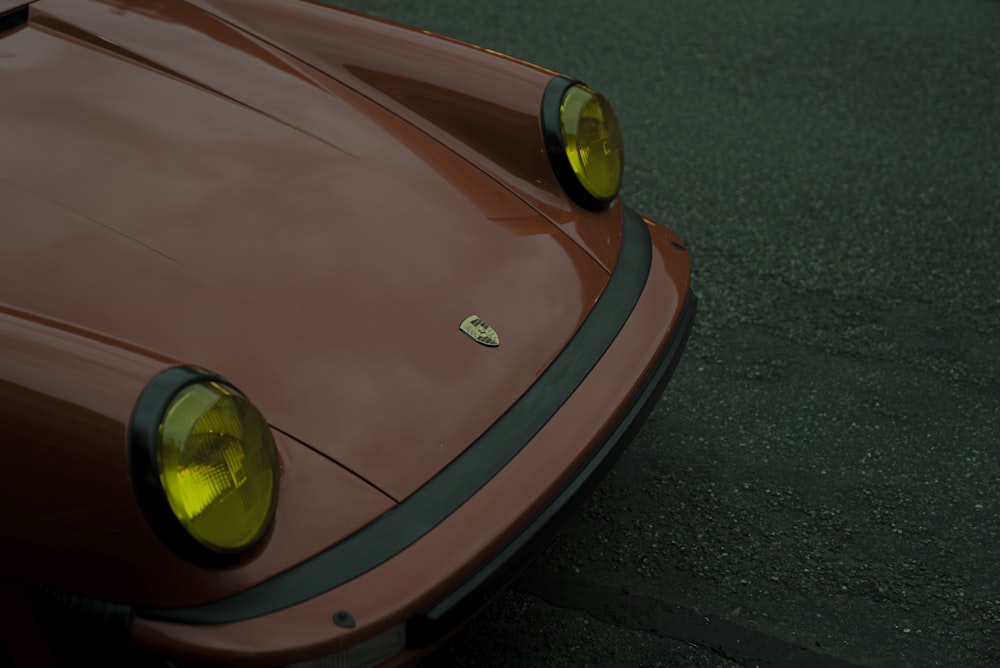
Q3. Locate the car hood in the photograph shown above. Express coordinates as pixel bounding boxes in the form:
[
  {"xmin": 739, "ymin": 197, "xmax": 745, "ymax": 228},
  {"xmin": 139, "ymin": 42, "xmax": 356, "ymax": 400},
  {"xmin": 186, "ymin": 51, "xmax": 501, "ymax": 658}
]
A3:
[{"xmin": 0, "ymin": 1, "xmax": 610, "ymax": 501}]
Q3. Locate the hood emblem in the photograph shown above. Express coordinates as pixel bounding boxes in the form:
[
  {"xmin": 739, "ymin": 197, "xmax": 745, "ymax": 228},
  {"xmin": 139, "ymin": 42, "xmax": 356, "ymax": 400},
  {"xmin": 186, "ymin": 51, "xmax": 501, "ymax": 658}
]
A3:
[{"xmin": 459, "ymin": 315, "xmax": 500, "ymax": 347}]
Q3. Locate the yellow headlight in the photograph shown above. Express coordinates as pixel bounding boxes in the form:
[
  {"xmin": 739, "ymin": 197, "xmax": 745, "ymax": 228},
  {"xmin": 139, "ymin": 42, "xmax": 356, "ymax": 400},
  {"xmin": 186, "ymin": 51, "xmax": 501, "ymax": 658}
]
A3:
[
  {"xmin": 157, "ymin": 381, "xmax": 279, "ymax": 553},
  {"xmin": 559, "ymin": 84, "xmax": 624, "ymax": 203}
]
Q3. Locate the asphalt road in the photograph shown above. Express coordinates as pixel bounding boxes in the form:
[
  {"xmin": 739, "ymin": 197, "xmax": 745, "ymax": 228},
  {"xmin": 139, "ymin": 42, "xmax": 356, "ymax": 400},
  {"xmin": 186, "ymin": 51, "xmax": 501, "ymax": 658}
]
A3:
[{"xmin": 332, "ymin": 2, "xmax": 1000, "ymax": 666}]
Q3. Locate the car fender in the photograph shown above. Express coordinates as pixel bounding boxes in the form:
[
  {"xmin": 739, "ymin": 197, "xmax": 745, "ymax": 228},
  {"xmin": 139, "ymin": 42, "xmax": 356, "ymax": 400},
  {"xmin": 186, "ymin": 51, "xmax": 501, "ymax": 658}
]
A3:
[
  {"xmin": 192, "ymin": 0, "xmax": 624, "ymax": 269},
  {"xmin": 0, "ymin": 307, "xmax": 175, "ymax": 594}
]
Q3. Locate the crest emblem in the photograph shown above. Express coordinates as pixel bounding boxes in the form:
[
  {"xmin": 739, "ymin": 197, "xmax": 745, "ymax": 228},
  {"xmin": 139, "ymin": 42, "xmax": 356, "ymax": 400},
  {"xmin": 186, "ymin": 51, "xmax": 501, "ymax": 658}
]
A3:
[{"xmin": 459, "ymin": 315, "xmax": 500, "ymax": 347}]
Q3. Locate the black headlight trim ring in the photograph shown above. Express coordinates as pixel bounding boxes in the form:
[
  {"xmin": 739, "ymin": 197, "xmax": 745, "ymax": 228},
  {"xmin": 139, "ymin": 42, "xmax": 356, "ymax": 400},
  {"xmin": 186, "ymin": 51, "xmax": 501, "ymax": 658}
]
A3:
[
  {"xmin": 128, "ymin": 365, "xmax": 261, "ymax": 567},
  {"xmin": 541, "ymin": 76, "xmax": 620, "ymax": 210}
]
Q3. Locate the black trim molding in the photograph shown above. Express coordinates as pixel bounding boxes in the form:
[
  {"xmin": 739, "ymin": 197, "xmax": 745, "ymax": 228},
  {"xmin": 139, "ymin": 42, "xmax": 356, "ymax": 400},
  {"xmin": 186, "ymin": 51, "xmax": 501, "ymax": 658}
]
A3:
[
  {"xmin": 408, "ymin": 289, "xmax": 696, "ymax": 647},
  {"xmin": 0, "ymin": 6, "xmax": 28, "ymax": 35},
  {"xmin": 140, "ymin": 208, "xmax": 657, "ymax": 625}
]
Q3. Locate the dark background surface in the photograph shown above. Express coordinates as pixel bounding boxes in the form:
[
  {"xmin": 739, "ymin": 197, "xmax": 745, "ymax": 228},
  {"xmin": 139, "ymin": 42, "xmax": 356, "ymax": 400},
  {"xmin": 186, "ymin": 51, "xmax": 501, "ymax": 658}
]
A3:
[{"xmin": 332, "ymin": 2, "xmax": 999, "ymax": 666}]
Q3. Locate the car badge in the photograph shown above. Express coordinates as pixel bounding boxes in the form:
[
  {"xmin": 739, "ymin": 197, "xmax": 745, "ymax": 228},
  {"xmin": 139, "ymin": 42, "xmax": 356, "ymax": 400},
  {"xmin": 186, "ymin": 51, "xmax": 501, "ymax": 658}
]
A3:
[{"xmin": 459, "ymin": 315, "xmax": 500, "ymax": 347}]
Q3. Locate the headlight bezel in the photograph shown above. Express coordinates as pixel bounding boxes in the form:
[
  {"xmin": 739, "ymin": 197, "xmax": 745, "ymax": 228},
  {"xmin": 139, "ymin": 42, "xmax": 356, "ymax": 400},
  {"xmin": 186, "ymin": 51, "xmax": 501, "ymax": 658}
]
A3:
[
  {"xmin": 541, "ymin": 76, "xmax": 625, "ymax": 210},
  {"xmin": 128, "ymin": 365, "xmax": 279, "ymax": 566}
]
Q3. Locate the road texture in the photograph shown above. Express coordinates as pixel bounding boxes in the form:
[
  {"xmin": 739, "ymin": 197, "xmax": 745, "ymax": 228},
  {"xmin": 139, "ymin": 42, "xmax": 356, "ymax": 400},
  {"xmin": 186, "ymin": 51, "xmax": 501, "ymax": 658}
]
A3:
[{"xmin": 332, "ymin": 2, "xmax": 1000, "ymax": 666}]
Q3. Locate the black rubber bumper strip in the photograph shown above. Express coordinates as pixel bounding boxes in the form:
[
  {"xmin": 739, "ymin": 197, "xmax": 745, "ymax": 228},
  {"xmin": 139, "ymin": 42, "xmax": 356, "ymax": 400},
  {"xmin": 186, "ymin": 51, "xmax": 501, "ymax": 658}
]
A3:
[
  {"xmin": 408, "ymin": 288, "xmax": 696, "ymax": 648},
  {"xmin": 140, "ymin": 208, "xmax": 659, "ymax": 625}
]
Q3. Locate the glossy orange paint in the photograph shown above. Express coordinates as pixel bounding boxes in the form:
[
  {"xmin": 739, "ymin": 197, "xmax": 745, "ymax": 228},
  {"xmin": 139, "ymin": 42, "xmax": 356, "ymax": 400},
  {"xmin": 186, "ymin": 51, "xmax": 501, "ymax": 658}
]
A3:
[
  {"xmin": 4, "ymin": 0, "xmax": 609, "ymax": 501},
  {"xmin": 197, "ymin": 0, "xmax": 626, "ymax": 271},
  {"xmin": 0, "ymin": 1, "xmax": 694, "ymax": 666}
]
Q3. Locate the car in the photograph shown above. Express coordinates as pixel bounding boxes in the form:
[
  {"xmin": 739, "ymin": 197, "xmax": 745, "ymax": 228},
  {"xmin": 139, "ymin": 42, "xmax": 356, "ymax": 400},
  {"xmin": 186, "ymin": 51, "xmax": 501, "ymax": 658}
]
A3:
[{"xmin": 0, "ymin": 0, "xmax": 696, "ymax": 666}]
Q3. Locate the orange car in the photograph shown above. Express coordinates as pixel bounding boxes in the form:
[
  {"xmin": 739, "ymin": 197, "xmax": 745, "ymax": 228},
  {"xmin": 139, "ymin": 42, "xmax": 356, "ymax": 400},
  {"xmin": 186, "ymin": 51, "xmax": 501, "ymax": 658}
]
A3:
[{"xmin": 0, "ymin": 1, "xmax": 695, "ymax": 666}]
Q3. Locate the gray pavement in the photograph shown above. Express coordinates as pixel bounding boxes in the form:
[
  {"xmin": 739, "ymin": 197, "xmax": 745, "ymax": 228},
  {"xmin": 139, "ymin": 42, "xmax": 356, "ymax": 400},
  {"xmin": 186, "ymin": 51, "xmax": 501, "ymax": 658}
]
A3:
[{"xmin": 334, "ymin": 2, "xmax": 1000, "ymax": 666}]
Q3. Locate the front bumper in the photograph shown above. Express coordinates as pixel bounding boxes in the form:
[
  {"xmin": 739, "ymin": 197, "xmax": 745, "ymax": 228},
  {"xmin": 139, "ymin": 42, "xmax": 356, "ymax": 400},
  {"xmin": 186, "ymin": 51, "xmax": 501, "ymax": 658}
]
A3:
[
  {"xmin": 123, "ymin": 208, "xmax": 694, "ymax": 667},
  {"xmin": 408, "ymin": 287, "xmax": 695, "ymax": 649}
]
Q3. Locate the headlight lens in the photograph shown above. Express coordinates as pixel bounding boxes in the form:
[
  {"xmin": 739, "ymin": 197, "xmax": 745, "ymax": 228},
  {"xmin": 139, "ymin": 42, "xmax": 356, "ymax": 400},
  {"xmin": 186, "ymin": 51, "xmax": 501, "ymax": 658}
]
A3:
[
  {"xmin": 559, "ymin": 85, "xmax": 624, "ymax": 202},
  {"xmin": 542, "ymin": 78, "xmax": 624, "ymax": 208},
  {"xmin": 129, "ymin": 366, "xmax": 280, "ymax": 562},
  {"xmin": 159, "ymin": 381, "xmax": 279, "ymax": 553}
]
